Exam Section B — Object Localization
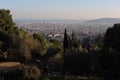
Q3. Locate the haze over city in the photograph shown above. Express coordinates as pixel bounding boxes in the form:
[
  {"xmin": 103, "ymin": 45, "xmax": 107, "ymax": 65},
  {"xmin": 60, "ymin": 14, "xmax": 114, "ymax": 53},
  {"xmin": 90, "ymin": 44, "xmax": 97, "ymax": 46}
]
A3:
[{"xmin": 1, "ymin": 0, "xmax": 120, "ymax": 19}]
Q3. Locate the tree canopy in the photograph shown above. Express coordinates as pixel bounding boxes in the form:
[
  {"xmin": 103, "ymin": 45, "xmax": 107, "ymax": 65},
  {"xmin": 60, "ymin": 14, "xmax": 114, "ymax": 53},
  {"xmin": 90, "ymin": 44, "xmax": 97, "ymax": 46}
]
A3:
[{"xmin": 104, "ymin": 23, "xmax": 120, "ymax": 52}]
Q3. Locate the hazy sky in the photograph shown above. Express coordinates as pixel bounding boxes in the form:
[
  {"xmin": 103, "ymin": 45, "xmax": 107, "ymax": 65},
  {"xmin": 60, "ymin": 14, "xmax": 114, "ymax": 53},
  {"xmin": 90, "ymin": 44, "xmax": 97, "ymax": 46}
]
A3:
[{"xmin": 1, "ymin": 0, "xmax": 120, "ymax": 19}]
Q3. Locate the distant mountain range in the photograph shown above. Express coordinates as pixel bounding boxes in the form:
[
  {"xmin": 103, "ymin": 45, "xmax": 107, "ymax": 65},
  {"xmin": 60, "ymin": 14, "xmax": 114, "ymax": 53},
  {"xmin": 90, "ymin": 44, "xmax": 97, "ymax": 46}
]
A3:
[
  {"xmin": 85, "ymin": 18, "xmax": 120, "ymax": 24},
  {"xmin": 14, "ymin": 18, "xmax": 120, "ymax": 24}
]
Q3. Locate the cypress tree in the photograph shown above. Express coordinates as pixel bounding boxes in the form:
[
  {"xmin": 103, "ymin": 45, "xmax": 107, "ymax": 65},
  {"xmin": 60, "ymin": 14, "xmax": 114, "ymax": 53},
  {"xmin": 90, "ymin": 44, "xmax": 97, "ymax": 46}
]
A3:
[{"xmin": 63, "ymin": 28, "xmax": 68, "ymax": 52}]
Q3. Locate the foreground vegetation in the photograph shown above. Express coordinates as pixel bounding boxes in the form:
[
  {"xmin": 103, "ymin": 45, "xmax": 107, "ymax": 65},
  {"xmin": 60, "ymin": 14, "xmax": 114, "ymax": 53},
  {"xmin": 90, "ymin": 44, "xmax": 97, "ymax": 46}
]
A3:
[{"xmin": 0, "ymin": 9, "xmax": 120, "ymax": 80}]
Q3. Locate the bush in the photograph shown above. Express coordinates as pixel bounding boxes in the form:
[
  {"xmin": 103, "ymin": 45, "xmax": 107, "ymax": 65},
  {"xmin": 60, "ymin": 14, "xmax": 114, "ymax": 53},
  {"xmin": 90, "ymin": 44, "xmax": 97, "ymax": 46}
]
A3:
[{"xmin": 4, "ymin": 65, "xmax": 41, "ymax": 80}]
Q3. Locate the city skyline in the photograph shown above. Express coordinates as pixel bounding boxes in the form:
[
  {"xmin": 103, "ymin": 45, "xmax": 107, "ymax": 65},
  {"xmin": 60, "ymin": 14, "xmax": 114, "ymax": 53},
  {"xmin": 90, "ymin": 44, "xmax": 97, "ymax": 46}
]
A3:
[{"xmin": 1, "ymin": 0, "xmax": 120, "ymax": 19}]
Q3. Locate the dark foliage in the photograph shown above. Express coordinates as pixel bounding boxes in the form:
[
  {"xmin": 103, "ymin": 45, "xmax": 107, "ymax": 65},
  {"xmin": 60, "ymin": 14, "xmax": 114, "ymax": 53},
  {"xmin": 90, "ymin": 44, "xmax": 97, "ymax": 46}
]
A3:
[
  {"xmin": 63, "ymin": 28, "xmax": 69, "ymax": 52},
  {"xmin": 104, "ymin": 23, "xmax": 120, "ymax": 52},
  {"xmin": 1, "ymin": 9, "xmax": 120, "ymax": 80}
]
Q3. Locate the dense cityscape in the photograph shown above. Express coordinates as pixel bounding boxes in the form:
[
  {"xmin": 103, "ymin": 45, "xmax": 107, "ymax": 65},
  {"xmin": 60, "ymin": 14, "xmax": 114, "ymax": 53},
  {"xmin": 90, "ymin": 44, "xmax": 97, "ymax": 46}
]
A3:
[{"xmin": 16, "ymin": 19, "xmax": 114, "ymax": 44}]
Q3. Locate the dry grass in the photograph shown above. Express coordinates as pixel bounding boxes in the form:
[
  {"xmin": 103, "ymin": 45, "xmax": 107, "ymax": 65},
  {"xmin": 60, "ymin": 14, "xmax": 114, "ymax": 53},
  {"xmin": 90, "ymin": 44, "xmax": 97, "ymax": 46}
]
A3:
[{"xmin": 0, "ymin": 62, "xmax": 21, "ymax": 69}]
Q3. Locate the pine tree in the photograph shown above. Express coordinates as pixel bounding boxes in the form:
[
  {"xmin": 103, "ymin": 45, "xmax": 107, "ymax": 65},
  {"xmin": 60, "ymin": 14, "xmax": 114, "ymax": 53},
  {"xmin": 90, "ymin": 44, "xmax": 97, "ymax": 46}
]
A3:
[
  {"xmin": 63, "ymin": 28, "xmax": 68, "ymax": 52},
  {"xmin": 0, "ymin": 9, "xmax": 15, "ymax": 51}
]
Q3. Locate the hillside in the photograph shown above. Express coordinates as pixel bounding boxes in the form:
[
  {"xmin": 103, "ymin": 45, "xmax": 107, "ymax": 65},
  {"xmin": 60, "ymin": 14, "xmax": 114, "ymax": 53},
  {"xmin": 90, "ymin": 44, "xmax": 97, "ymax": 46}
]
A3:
[{"xmin": 86, "ymin": 18, "xmax": 120, "ymax": 24}]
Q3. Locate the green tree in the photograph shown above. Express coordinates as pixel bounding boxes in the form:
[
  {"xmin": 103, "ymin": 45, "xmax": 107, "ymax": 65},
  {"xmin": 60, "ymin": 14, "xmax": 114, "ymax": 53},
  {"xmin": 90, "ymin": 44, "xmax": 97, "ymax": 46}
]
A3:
[
  {"xmin": 0, "ymin": 9, "xmax": 15, "ymax": 32},
  {"xmin": 63, "ymin": 48, "xmax": 103, "ymax": 76},
  {"xmin": 44, "ymin": 44, "xmax": 62, "ymax": 62},
  {"xmin": 0, "ymin": 29, "xmax": 10, "ymax": 51},
  {"xmin": 99, "ymin": 23, "xmax": 120, "ymax": 78},
  {"xmin": 32, "ymin": 33, "xmax": 47, "ymax": 58},
  {"xmin": 95, "ymin": 33, "xmax": 103, "ymax": 48},
  {"xmin": 0, "ymin": 9, "xmax": 49, "ymax": 62},
  {"xmin": 49, "ymin": 38, "xmax": 61, "ymax": 46},
  {"xmin": 0, "ymin": 9, "xmax": 15, "ymax": 52},
  {"xmin": 8, "ymin": 30, "xmax": 36, "ymax": 62},
  {"xmin": 104, "ymin": 23, "xmax": 120, "ymax": 52},
  {"xmin": 63, "ymin": 28, "xmax": 68, "ymax": 52},
  {"xmin": 68, "ymin": 30, "xmax": 80, "ymax": 49}
]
